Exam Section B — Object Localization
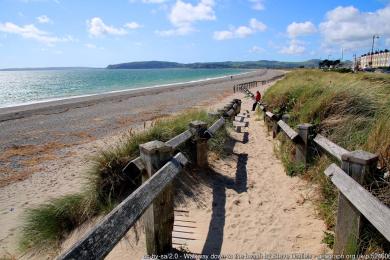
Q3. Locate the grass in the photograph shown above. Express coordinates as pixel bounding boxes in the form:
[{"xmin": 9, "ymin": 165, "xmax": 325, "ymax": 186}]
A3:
[
  {"xmin": 263, "ymin": 69, "xmax": 390, "ymax": 253},
  {"xmin": 19, "ymin": 109, "xmax": 230, "ymax": 253}
]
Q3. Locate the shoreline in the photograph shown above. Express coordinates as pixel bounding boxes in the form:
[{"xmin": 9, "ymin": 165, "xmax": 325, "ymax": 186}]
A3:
[
  {"xmin": 0, "ymin": 69, "xmax": 259, "ymax": 122},
  {"xmin": 0, "ymin": 69, "xmax": 285, "ymax": 256}
]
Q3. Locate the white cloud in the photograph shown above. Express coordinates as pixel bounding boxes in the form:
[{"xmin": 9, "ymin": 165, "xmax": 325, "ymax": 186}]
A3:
[
  {"xmin": 213, "ymin": 18, "xmax": 266, "ymax": 40},
  {"xmin": 87, "ymin": 17, "xmax": 127, "ymax": 37},
  {"xmin": 85, "ymin": 43, "xmax": 96, "ymax": 48},
  {"xmin": 125, "ymin": 22, "xmax": 141, "ymax": 29},
  {"xmin": 213, "ymin": 30, "xmax": 234, "ymax": 40},
  {"xmin": 249, "ymin": 18, "xmax": 266, "ymax": 32},
  {"xmin": 36, "ymin": 15, "xmax": 51, "ymax": 24},
  {"xmin": 235, "ymin": 26, "xmax": 253, "ymax": 38},
  {"xmin": 157, "ymin": 0, "xmax": 215, "ymax": 36},
  {"xmin": 0, "ymin": 22, "xmax": 73, "ymax": 46},
  {"xmin": 287, "ymin": 21, "xmax": 316, "ymax": 38},
  {"xmin": 319, "ymin": 5, "xmax": 390, "ymax": 49},
  {"xmin": 279, "ymin": 39, "xmax": 305, "ymax": 54},
  {"xmin": 249, "ymin": 45, "xmax": 264, "ymax": 53},
  {"xmin": 249, "ymin": 0, "xmax": 264, "ymax": 11}
]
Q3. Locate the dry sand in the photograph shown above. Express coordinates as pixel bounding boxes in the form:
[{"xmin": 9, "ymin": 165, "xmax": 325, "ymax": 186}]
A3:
[{"xmin": 61, "ymin": 81, "xmax": 330, "ymax": 259}]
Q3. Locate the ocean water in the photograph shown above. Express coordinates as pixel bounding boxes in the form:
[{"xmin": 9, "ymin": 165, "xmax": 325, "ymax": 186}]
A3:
[{"xmin": 0, "ymin": 68, "xmax": 249, "ymax": 108}]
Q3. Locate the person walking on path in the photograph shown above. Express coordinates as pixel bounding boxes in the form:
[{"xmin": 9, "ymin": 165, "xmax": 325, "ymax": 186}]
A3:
[{"xmin": 252, "ymin": 91, "xmax": 261, "ymax": 111}]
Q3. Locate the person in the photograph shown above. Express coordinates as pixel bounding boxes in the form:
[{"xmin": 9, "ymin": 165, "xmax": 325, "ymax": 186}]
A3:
[{"xmin": 252, "ymin": 91, "xmax": 261, "ymax": 111}]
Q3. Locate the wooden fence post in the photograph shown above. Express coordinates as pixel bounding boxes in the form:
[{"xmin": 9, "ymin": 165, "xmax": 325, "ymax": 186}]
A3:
[
  {"xmin": 272, "ymin": 115, "xmax": 280, "ymax": 138},
  {"xmin": 233, "ymin": 99, "xmax": 241, "ymax": 115},
  {"xmin": 262, "ymin": 105, "xmax": 267, "ymax": 123},
  {"xmin": 189, "ymin": 121, "xmax": 208, "ymax": 168},
  {"xmin": 140, "ymin": 141, "xmax": 174, "ymax": 255},
  {"xmin": 295, "ymin": 123, "xmax": 315, "ymax": 166},
  {"xmin": 334, "ymin": 150, "xmax": 379, "ymax": 254}
]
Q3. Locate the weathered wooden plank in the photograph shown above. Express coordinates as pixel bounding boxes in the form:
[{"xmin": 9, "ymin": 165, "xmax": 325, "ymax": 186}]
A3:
[
  {"xmin": 314, "ymin": 134, "xmax": 349, "ymax": 162},
  {"xmin": 237, "ymin": 113, "xmax": 249, "ymax": 118},
  {"xmin": 59, "ymin": 152, "xmax": 189, "ymax": 260},
  {"xmin": 265, "ymin": 111, "xmax": 276, "ymax": 120},
  {"xmin": 226, "ymin": 108, "xmax": 235, "ymax": 117},
  {"xmin": 234, "ymin": 116, "xmax": 247, "ymax": 122},
  {"xmin": 122, "ymin": 156, "xmax": 145, "ymax": 175},
  {"xmin": 325, "ymin": 163, "xmax": 390, "ymax": 242},
  {"xmin": 277, "ymin": 120, "xmax": 299, "ymax": 141},
  {"xmin": 233, "ymin": 121, "xmax": 248, "ymax": 127},
  {"xmin": 165, "ymin": 130, "xmax": 193, "ymax": 149},
  {"xmin": 123, "ymin": 130, "xmax": 194, "ymax": 174},
  {"xmin": 204, "ymin": 117, "xmax": 225, "ymax": 139}
]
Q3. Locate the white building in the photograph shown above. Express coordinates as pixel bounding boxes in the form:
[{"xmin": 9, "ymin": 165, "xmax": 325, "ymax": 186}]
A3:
[{"xmin": 358, "ymin": 50, "xmax": 390, "ymax": 69}]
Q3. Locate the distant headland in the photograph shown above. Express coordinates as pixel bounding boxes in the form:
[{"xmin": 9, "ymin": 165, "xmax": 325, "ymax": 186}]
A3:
[
  {"xmin": 0, "ymin": 59, "xmax": 323, "ymax": 71},
  {"xmin": 106, "ymin": 60, "xmax": 321, "ymax": 69}
]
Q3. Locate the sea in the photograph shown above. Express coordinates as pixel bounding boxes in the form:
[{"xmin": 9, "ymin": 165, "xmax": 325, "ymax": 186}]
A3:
[{"xmin": 0, "ymin": 68, "xmax": 249, "ymax": 108}]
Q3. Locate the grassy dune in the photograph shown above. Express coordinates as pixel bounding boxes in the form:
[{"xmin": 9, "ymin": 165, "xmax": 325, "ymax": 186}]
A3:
[
  {"xmin": 20, "ymin": 110, "xmax": 228, "ymax": 253},
  {"xmin": 263, "ymin": 70, "xmax": 390, "ymax": 253}
]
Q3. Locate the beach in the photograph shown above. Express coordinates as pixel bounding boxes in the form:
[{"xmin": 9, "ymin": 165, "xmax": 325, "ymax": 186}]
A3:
[
  {"xmin": 0, "ymin": 69, "xmax": 285, "ymax": 256},
  {"xmin": 61, "ymin": 73, "xmax": 329, "ymax": 259}
]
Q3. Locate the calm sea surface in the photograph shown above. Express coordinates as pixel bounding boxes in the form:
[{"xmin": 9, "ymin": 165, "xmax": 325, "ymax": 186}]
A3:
[{"xmin": 0, "ymin": 68, "xmax": 248, "ymax": 108}]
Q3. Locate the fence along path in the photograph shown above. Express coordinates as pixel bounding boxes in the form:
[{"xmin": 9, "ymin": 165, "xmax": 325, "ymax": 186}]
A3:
[
  {"xmin": 58, "ymin": 99, "xmax": 241, "ymax": 259},
  {"xmin": 243, "ymin": 86, "xmax": 390, "ymax": 254},
  {"xmin": 59, "ymin": 78, "xmax": 333, "ymax": 259}
]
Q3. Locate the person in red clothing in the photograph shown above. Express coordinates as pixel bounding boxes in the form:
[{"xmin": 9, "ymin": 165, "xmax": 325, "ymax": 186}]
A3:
[{"xmin": 252, "ymin": 91, "xmax": 261, "ymax": 111}]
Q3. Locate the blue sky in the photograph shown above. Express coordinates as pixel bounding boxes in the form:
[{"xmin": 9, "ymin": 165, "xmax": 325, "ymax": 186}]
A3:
[{"xmin": 0, "ymin": 0, "xmax": 390, "ymax": 68}]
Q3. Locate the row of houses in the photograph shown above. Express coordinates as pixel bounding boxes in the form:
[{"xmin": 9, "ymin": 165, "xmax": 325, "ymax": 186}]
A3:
[{"xmin": 356, "ymin": 49, "xmax": 390, "ymax": 69}]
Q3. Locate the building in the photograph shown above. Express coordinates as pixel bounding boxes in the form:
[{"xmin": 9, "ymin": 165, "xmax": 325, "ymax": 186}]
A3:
[{"xmin": 357, "ymin": 49, "xmax": 390, "ymax": 69}]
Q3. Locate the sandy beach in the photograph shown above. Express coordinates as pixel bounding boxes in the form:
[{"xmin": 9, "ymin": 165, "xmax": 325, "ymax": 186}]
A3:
[
  {"xmin": 60, "ymin": 76, "xmax": 329, "ymax": 259},
  {"xmin": 0, "ymin": 69, "xmax": 285, "ymax": 256}
]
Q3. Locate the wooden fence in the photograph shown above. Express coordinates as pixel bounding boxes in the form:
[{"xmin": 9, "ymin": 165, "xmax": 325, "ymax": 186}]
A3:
[
  {"xmin": 233, "ymin": 75, "xmax": 284, "ymax": 93},
  {"xmin": 58, "ymin": 99, "xmax": 242, "ymax": 260},
  {"xmin": 243, "ymin": 87, "xmax": 390, "ymax": 254}
]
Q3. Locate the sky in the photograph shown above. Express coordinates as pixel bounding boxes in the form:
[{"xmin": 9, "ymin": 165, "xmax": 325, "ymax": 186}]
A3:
[{"xmin": 0, "ymin": 0, "xmax": 390, "ymax": 68}]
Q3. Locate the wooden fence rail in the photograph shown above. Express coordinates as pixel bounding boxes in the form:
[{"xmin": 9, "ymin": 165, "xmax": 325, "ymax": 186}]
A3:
[
  {"xmin": 242, "ymin": 86, "xmax": 390, "ymax": 254},
  {"xmin": 58, "ymin": 98, "xmax": 241, "ymax": 260},
  {"xmin": 59, "ymin": 152, "xmax": 188, "ymax": 260},
  {"xmin": 233, "ymin": 75, "xmax": 284, "ymax": 93}
]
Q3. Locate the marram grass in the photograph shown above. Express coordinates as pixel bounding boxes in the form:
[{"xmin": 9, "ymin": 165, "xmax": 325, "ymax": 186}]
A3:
[{"xmin": 265, "ymin": 69, "xmax": 390, "ymax": 253}]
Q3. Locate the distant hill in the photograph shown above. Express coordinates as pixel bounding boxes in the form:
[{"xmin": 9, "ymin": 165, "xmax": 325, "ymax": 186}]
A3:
[
  {"xmin": 1, "ymin": 59, "xmax": 329, "ymax": 71},
  {"xmin": 106, "ymin": 60, "xmax": 322, "ymax": 69},
  {"xmin": 106, "ymin": 61, "xmax": 184, "ymax": 69}
]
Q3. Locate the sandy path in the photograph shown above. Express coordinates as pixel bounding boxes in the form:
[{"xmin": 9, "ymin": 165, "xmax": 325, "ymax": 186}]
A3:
[
  {"xmin": 71, "ymin": 82, "xmax": 330, "ymax": 259},
  {"xmin": 168, "ymin": 87, "xmax": 330, "ymax": 256}
]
